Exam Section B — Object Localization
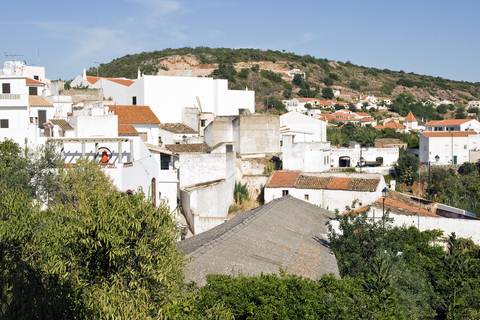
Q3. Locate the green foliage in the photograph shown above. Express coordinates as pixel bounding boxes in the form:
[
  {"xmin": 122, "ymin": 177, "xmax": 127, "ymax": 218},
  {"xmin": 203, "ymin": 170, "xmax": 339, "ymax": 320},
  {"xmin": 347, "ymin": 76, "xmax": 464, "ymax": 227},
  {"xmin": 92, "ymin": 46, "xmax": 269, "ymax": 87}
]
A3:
[
  {"xmin": 381, "ymin": 82, "xmax": 395, "ymax": 95},
  {"xmin": 264, "ymin": 96, "xmax": 287, "ymax": 113},
  {"xmin": 454, "ymin": 105, "xmax": 467, "ymax": 119},
  {"xmin": 394, "ymin": 149, "xmax": 419, "ymax": 186},
  {"xmin": 0, "ymin": 141, "xmax": 184, "ymax": 319},
  {"xmin": 233, "ymin": 181, "xmax": 249, "ymax": 205},
  {"xmin": 238, "ymin": 68, "xmax": 250, "ymax": 79},
  {"xmin": 212, "ymin": 63, "xmax": 237, "ymax": 82},
  {"xmin": 292, "ymin": 73, "xmax": 304, "ymax": 86},
  {"xmin": 260, "ymin": 69, "xmax": 283, "ymax": 83},
  {"xmin": 390, "ymin": 93, "xmax": 442, "ymax": 120},
  {"xmin": 321, "ymin": 87, "xmax": 335, "ymax": 99},
  {"xmin": 426, "ymin": 165, "xmax": 480, "ymax": 213},
  {"xmin": 436, "ymin": 104, "xmax": 450, "ymax": 114},
  {"xmin": 323, "ymin": 77, "xmax": 334, "ymax": 86}
]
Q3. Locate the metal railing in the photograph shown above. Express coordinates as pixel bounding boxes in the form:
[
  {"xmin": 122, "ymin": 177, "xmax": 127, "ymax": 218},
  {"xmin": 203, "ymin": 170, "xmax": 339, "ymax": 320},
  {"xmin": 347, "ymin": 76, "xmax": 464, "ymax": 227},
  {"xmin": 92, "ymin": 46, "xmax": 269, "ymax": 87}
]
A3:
[{"xmin": 0, "ymin": 93, "xmax": 21, "ymax": 100}]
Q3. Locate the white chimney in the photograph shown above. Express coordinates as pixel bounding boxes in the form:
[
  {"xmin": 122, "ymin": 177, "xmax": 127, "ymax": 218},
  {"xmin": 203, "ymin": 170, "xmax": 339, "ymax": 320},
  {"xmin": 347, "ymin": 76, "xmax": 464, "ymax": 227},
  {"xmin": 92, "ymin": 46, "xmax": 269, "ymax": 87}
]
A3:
[{"xmin": 82, "ymin": 68, "xmax": 87, "ymax": 80}]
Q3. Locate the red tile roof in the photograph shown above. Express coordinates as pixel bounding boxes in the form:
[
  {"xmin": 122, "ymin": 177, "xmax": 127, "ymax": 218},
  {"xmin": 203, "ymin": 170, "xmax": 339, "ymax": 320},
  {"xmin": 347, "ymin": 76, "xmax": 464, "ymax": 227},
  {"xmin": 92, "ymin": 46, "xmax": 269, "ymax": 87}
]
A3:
[
  {"xmin": 86, "ymin": 76, "xmax": 134, "ymax": 87},
  {"xmin": 26, "ymin": 78, "xmax": 45, "ymax": 86},
  {"xmin": 405, "ymin": 111, "xmax": 417, "ymax": 122},
  {"xmin": 426, "ymin": 119, "xmax": 472, "ymax": 126},
  {"xmin": 374, "ymin": 197, "xmax": 437, "ymax": 217},
  {"xmin": 421, "ymin": 131, "xmax": 477, "ymax": 138},
  {"xmin": 109, "ymin": 105, "xmax": 160, "ymax": 125},
  {"xmin": 29, "ymin": 96, "xmax": 53, "ymax": 107},
  {"xmin": 266, "ymin": 171, "xmax": 381, "ymax": 192},
  {"xmin": 118, "ymin": 124, "xmax": 138, "ymax": 136},
  {"xmin": 374, "ymin": 121, "xmax": 405, "ymax": 130},
  {"xmin": 266, "ymin": 171, "xmax": 300, "ymax": 188}
]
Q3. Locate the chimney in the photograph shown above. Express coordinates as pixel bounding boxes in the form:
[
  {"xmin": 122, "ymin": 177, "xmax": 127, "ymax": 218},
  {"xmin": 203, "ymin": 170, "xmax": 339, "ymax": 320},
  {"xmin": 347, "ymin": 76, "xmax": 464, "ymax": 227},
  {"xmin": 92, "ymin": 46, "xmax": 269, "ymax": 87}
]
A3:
[
  {"xmin": 82, "ymin": 68, "xmax": 87, "ymax": 80},
  {"xmin": 137, "ymin": 68, "xmax": 142, "ymax": 79}
]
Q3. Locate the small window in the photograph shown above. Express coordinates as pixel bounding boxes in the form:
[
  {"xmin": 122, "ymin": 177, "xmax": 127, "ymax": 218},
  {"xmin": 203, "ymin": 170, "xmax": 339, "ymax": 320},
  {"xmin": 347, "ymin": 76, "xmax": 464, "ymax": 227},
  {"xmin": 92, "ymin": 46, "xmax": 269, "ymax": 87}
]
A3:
[
  {"xmin": 0, "ymin": 119, "xmax": 9, "ymax": 128},
  {"xmin": 226, "ymin": 144, "xmax": 233, "ymax": 152},
  {"xmin": 33, "ymin": 75, "xmax": 39, "ymax": 80},
  {"xmin": 132, "ymin": 96, "xmax": 137, "ymax": 105},
  {"xmin": 464, "ymin": 145, "xmax": 467, "ymax": 149},
  {"xmin": 2, "ymin": 83, "xmax": 10, "ymax": 94},
  {"xmin": 29, "ymin": 87, "xmax": 38, "ymax": 95},
  {"xmin": 280, "ymin": 140, "xmax": 283, "ymax": 147},
  {"xmin": 282, "ymin": 190, "xmax": 289, "ymax": 196},
  {"xmin": 200, "ymin": 119, "xmax": 206, "ymax": 127},
  {"xmin": 304, "ymin": 194, "xmax": 309, "ymax": 201}
]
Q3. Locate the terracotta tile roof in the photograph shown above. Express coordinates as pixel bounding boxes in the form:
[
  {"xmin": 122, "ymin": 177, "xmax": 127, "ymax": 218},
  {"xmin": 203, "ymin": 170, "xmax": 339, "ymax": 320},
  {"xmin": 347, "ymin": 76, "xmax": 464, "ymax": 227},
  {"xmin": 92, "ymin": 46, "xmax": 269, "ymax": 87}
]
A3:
[
  {"xmin": 266, "ymin": 171, "xmax": 381, "ymax": 192},
  {"xmin": 86, "ymin": 76, "xmax": 134, "ymax": 87},
  {"xmin": 118, "ymin": 124, "xmax": 138, "ymax": 136},
  {"xmin": 421, "ymin": 131, "xmax": 477, "ymax": 138},
  {"xmin": 405, "ymin": 111, "xmax": 417, "ymax": 122},
  {"xmin": 109, "ymin": 105, "xmax": 160, "ymax": 125},
  {"xmin": 373, "ymin": 197, "xmax": 437, "ymax": 217},
  {"xmin": 374, "ymin": 121, "xmax": 405, "ymax": 130},
  {"xmin": 166, "ymin": 143, "xmax": 210, "ymax": 153},
  {"xmin": 26, "ymin": 78, "xmax": 45, "ymax": 86},
  {"xmin": 29, "ymin": 95, "xmax": 53, "ymax": 107},
  {"xmin": 160, "ymin": 123, "xmax": 198, "ymax": 134},
  {"xmin": 49, "ymin": 119, "xmax": 73, "ymax": 131},
  {"xmin": 266, "ymin": 171, "xmax": 300, "ymax": 188},
  {"xmin": 426, "ymin": 119, "xmax": 471, "ymax": 126}
]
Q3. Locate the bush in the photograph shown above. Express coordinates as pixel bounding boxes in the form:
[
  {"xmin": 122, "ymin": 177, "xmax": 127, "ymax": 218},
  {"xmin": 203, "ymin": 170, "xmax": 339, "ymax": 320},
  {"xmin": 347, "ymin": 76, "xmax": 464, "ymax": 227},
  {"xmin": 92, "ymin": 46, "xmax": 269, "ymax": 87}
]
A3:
[{"xmin": 322, "ymin": 87, "xmax": 335, "ymax": 99}]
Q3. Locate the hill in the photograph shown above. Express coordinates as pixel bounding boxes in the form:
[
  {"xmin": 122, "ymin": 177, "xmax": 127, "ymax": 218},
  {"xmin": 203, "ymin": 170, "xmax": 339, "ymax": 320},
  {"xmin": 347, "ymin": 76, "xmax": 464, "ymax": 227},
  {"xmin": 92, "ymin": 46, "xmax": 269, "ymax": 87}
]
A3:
[{"xmin": 88, "ymin": 47, "xmax": 480, "ymax": 111}]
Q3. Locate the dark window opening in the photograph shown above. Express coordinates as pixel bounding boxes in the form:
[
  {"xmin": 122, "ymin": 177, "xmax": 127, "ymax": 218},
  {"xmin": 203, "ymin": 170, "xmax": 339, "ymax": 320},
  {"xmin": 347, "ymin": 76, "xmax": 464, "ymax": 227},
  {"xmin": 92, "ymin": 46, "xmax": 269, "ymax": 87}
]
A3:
[
  {"xmin": 37, "ymin": 110, "xmax": 47, "ymax": 129},
  {"xmin": 33, "ymin": 75, "xmax": 39, "ymax": 80},
  {"xmin": 29, "ymin": 86, "xmax": 38, "ymax": 95},
  {"xmin": 304, "ymin": 194, "xmax": 309, "ymax": 201},
  {"xmin": 200, "ymin": 119, "xmax": 206, "ymax": 127},
  {"xmin": 160, "ymin": 153, "xmax": 171, "ymax": 170},
  {"xmin": 132, "ymin": 96, "xmax": 137, "ymax": 105},
  {"xmin": 282, "ymin": 190, "xmax": 289, "ymax": 196},
  {"xmin": 2, "ymin": 83, "xmax": 11, "ymax": 94},
  {"xmin": 0, "ymin": 119, "xmax": 9, "ymax": 128},
  {"xmin": 226, "ymin": 144, "xmax": 233, "ymax": 153}
]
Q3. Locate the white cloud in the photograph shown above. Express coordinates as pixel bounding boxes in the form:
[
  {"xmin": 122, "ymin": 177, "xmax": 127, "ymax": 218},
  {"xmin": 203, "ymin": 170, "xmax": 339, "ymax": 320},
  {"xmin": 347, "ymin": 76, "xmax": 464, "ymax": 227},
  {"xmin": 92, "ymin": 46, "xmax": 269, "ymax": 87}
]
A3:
[{"xmin": 125, "ymin": 0, "xmax": 182, "ymax": 16}]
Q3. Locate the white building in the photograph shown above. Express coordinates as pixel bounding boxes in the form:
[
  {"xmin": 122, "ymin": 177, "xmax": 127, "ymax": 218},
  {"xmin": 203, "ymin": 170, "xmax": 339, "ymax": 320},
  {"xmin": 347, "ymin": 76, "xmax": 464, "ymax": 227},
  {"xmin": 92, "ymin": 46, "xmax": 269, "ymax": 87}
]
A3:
[
  {"xmin": 403, "ymin": 111, "xmax": 425, "ymax": 132},
  {"xmin": 330, "ymin": 143, "xmax": 399, "ymax": 169},
  {"xmin": 166, "ymin": 142, "xmax": 236, "ymax": 235},
  {"xmin": 280, "ymin": 111, "xmax": 327, "ymax": 143},
  {"xmin": 158, "ymin": 123, "xmax": 200, "ymax": 145},
  {"xmin": 467, "ymin": 101, "xmax": 480, "ymax": 109},
  {"xmin": 425, "ymin": 119, "xmax": 480, "ymax": 133},
  {"xmin": 264, "ymin": 171, "xmax": 386, "ymax": 213},
  {"xmin": 73, "ymin": 71, "xmax": 255, "ymax": 124},
  {"xmin": 282, "ymin": 135, "xmax": 331, "ymax": 172},
  {"xmin": 419, "ymin": 131, "xmax": 480, "ymax": 165}
]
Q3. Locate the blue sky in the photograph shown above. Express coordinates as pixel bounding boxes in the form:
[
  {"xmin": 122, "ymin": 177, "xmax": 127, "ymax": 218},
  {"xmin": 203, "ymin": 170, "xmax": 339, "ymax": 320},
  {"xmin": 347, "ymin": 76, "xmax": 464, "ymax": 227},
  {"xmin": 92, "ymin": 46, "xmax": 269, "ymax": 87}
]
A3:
[{"xmin": 2, "ymin": 0, "xmax": 479, "ymax": 81}]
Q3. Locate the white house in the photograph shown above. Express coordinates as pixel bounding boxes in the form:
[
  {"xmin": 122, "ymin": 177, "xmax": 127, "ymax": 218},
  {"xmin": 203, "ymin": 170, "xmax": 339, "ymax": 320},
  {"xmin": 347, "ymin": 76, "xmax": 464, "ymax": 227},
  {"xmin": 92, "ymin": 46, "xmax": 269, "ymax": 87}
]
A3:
[
  {"xmin": 75, "ymin": 72, "xmax": 255, "ymax": 124},
  {"xmin": 166, "ymin": 142, "xmax": 236, "ymax": 235},
  {"xmin": 467, "ymin": 101, "xmax": 480, "ymax": 109},
  {"xmin": 107, "ymin": 104, "xmax": 160, "ymax": 145},
  {"xmin": 419, "ymin": 131, "xmax": 480, "ymax": 165},
  {"xmin": 280, "ymin": 111, "xmax": 327, "ymax": 143},
  {"xmin": 264, "ymin": 171, "xmax": 386, "ymax": 213},
  {"xmin": 425, "ymin": 119, "xmax": 480, "ymax": 133},
  {"xmin": 281, "ymin": 135, "xmax": 331, "ymax": 172},
  {"xmin": 404, "ymin": 111, "xmax": 425, "ymax": 132},
  {"xmin": 158, "ymin": 123, "xmax": 200, "ymax": 145},
  {"xmin": 330, "ymin": 143, "xmax": 399, "ymax": 169}
]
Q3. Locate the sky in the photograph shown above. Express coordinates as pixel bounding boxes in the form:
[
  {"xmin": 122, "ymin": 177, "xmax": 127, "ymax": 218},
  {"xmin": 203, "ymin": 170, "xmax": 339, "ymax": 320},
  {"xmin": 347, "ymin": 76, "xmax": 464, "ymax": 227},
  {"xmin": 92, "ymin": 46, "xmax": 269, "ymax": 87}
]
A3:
[{"xmin": 2, "ymin": 0, "xmax": 479, "ymax": 82}]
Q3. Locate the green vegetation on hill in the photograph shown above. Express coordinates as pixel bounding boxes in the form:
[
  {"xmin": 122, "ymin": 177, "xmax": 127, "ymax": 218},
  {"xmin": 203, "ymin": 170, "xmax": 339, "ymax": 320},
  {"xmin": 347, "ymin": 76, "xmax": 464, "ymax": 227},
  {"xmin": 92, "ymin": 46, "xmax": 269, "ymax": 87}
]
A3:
[{"xmin": 89, "ymin": 47, "xmax": 480, "ymax": 110}]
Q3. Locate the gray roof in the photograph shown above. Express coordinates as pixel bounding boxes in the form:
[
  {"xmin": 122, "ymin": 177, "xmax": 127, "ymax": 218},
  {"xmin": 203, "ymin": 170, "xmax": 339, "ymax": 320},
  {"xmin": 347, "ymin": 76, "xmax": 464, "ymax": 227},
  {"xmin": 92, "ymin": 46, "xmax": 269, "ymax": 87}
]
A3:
[{"xmin": 179, "ymin": 196, "xmax": 339, "ymax": 285}]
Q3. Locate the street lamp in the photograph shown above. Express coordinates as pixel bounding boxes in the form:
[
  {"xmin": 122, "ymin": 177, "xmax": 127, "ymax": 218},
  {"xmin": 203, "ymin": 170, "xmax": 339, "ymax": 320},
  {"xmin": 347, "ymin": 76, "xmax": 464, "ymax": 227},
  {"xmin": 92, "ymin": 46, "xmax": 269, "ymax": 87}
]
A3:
[{"xmin": 382, "ymin": 187, "xmax": 388, "ymax": 227}]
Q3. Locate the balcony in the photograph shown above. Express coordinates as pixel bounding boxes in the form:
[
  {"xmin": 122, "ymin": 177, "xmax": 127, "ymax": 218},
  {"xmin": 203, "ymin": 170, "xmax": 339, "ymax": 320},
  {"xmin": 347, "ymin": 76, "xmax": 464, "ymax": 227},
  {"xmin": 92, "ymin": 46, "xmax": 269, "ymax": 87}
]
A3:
[
  {"xmin": 0, "ymin": 93, "xmax": 28, "ymax": 107},
  {"xmin": 0, "ymin": 94, "xmax": 20, "ymax": 100}
]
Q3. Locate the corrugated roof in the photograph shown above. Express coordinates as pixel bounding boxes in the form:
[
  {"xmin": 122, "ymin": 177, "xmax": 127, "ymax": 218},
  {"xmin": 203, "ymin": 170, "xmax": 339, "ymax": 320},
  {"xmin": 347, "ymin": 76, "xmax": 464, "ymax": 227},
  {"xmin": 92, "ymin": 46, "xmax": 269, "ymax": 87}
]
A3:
[
  {"xmin": 29, "ymin": 95, "xmax": 53, "ymax": 107},
  {"xmin": 160, "ymin": 123, "xmax": 198, "ymax": 134},
  {"xmin": 266, "ymin": 171, "xmax": 381, "ymax": 192},
  {"xmin": 49, "ymin": 119, "xmax": 73, "ymax": 131},
  {"xmin": 426, "ymin": 119, "xmax": 472, "ymax": 126},
  {"xmin": 421, "ymin": 131, "xmax": 477, "ymax": 138},
  {"xmin": 109, "ymin": 105, "xmax": 160, "ymax": 125},
  {"xmin": 166, "ymin": 143, "xmax": 210, "ymax": 153},
  {"xmin": 178, "ymin": 196, "xmax": 339, "ymax": 285}
]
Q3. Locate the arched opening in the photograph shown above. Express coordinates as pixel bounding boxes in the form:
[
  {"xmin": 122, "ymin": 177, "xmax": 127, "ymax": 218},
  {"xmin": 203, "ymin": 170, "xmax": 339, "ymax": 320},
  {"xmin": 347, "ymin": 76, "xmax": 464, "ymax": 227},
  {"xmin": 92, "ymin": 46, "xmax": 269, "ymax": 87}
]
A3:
[
  {"xmin": 151, "ymin": 178, "xmax": 156, "ymax": 206},
  {"xmin": 339, "ymin": 156, "xmax": 351, "ymax": 168}
]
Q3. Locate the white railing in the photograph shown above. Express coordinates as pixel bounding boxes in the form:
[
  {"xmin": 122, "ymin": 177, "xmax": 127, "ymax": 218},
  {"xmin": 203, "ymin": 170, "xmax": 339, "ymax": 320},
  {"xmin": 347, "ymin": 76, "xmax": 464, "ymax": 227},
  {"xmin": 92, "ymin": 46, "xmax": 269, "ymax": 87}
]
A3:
[{"xmin": 0, "ymin": 93, "xmax": 21, "ymax": 100}]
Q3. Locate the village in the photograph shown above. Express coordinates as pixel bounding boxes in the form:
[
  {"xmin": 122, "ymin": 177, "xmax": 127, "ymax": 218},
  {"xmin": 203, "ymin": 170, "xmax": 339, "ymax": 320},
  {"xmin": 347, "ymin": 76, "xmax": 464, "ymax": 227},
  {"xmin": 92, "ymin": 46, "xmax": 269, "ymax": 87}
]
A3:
[{"xmin": 1, "ymin": 57, "xmax": 480, "ymax": 284}]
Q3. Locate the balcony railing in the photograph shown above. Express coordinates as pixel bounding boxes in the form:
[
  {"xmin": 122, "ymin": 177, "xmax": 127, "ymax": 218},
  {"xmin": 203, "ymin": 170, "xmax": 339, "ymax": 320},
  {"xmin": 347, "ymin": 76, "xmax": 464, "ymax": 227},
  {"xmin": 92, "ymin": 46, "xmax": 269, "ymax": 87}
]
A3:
[{"xmin": 0, "ymin": 94, "xmax": 21, "ymax": 100}]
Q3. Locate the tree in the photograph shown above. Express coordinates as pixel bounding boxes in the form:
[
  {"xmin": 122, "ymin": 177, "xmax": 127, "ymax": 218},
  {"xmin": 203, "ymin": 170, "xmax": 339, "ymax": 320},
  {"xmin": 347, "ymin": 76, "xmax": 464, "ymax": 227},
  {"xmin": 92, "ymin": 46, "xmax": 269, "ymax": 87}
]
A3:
[
  {"xmin": 292, "ymin": 74, "xmax": 304, "ymax": 86},
  {"xmin": 264, "ymin": 96, "xmax": 287, "ymax": 113},
  {"xmin": 322, "ymin": 87, "xmax": 335, "ymax": 99},
  {"xmin": 323, "ymin": 77, "xmax": 334, "ymax": 86},
  {"xmin": 0, "ymin": 158, "xmax": 184, "ymax": 319},
  {"xmin": 436, "ymin": 104, "xmax": 449, "ymax": 114},
  {"xmin": 455, "ymin": 106, "xmax": 467, "ymax": 119},
  {"xmin": 394, "ymin": 150, "xmax": 419, "ymax": 186}
]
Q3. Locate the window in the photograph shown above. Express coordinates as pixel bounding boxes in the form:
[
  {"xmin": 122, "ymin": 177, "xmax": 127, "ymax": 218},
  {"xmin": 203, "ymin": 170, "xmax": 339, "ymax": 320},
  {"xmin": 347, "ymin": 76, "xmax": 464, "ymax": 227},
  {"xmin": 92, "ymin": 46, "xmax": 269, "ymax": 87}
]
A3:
[
  {"xmin": 37, "ymin": 110, "xmax": 46, "ymax": 128},
  {"xmin": 200, "ymin": 119, "xmax": 206, "ymax": 127},
  {"xmin": 2, "ymin": 83, "xmax": 10, "ymax": 94},
  {"xmin": 304, "ymin": 194, "xmax": 309, "ymax": 201},
  {"xmin": 132, "ymin": 96, "xmax": 137, "ymax": 105},
  {"xmin": 0, "ymin": 119, "xmax": 8, "ymax": 128},
  {"xmin": 226, "ymin": 144, "xmax": 233, "ymax": 152},
  {"xmin": 160, "ymin": 153, "xmax": 170, "ymax": 170},
  {"xmin": 33, "ymin": 75, "xmax": 39, "ymax": 80},
  {"xmin": 464, "ymin": 145, "xmax": 467, "ymax": 149},
  {"xmin": 282, "ymin": 190, "xmax": 289, "ymax": 196},
  {"xmin": 29, "ymin": 86, "xmax": 38, "ymax": 95}
]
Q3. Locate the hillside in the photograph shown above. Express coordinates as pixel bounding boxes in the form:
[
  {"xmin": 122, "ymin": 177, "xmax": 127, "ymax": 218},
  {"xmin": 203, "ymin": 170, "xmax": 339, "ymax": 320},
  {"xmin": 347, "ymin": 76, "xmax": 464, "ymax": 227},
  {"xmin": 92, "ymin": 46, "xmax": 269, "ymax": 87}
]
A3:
[{"xmin": 88, "ymin": 47, "xmax": 480, "ymax": 110}]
